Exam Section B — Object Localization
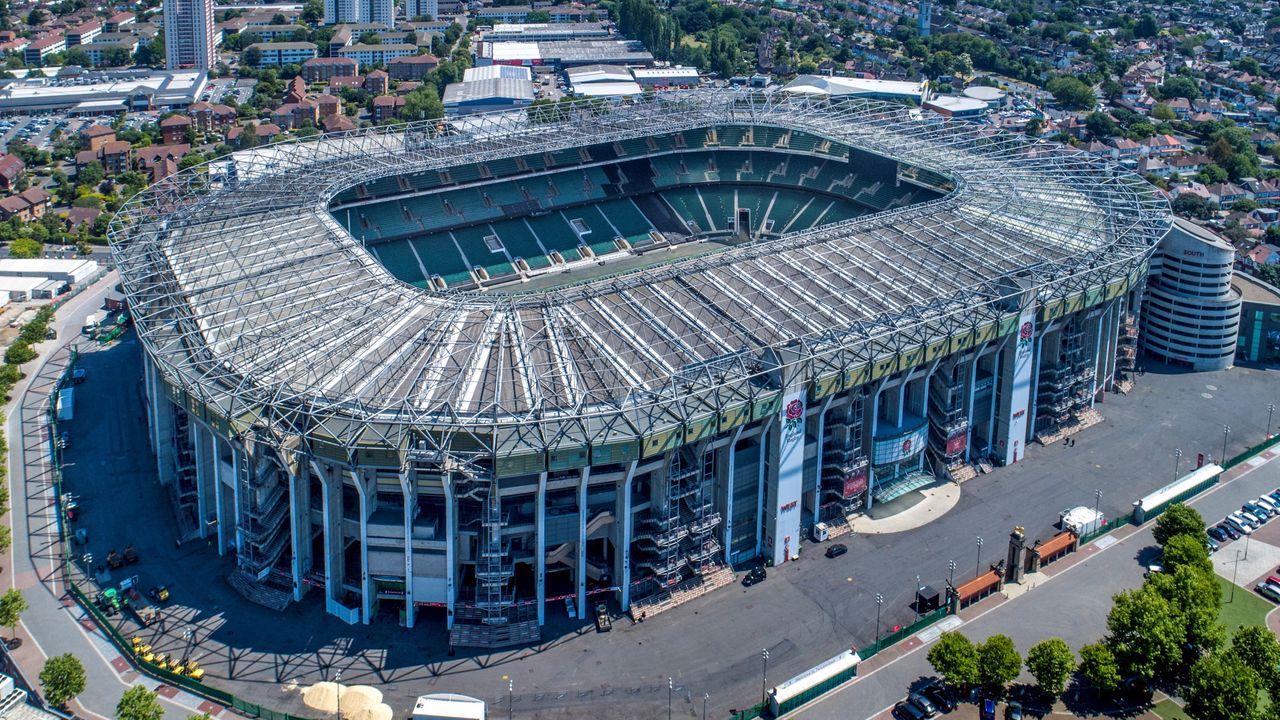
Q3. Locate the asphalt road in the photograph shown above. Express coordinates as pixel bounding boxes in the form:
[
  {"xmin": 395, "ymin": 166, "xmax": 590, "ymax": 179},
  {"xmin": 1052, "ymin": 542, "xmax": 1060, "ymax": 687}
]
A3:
[
  {"xmin": 799, "ymin": 436, "xmax": 1280, "ymax": 720},
  {"xmin": 4, "ymin": 272, "xmax": 206, "ymax": 720},
  {"xmin": 36, "ymin": 346, "xmax": 1280, "ymax": 720}
]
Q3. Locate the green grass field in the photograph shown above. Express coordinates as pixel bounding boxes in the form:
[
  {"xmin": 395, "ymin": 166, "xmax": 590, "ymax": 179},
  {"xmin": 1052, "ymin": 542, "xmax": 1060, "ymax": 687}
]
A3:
[
  {"xmin": 1152, "ymin": 698, "xmax": 1191, "ymax": 720},
  {"xmin": 1216, "ymin": 574, "xmax": 1275, "ymax": 636}
]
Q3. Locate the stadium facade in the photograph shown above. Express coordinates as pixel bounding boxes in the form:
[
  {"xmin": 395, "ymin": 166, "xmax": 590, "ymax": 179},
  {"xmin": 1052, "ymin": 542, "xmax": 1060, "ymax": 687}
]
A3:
[{"xmin": 111, "ymin": 91, "xmax": 1168, "ymax": 643}]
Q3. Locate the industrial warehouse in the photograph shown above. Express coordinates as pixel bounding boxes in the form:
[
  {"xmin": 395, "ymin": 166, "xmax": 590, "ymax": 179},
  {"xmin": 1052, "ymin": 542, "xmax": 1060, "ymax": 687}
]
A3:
[{"xmin": 109, "ymin": 89, "xmax": 1168, "ymax": 650}]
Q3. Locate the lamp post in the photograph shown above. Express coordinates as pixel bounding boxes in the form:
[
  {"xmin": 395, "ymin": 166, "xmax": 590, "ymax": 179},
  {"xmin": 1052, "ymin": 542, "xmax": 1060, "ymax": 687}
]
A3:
[
  {"xmin": 948, "ymin": 560, "xmax": 956, "ymax": 587},
  {"xmin": 668, "ymin": 677, "xmax": 673, "ymax": 720},
  {"xmin": 502, "ymin": 675, "xmax": 512, "ymax": 720},
  {"xmin": 760, "ymin": 650, "xmax": 769, "ymax": 706},
  {"xmin": 975, "ymin": 536, "xmax": 983, "ymax": 577},
  {"xmin": 1222, "ymin": 425, "xmax": 1231, "ymax": 464},
  {"xmin": 703, "ymin": 693, "xmax": 709, "ymax": 720},
  {"xmin": 913, "ymin": 575, "xmax": 922, "ymax": 620},
  {"xmin": 1173, "ymin": 448, "xmax": 1182, "ymax": 479},
  {"xmin": 875, "ymin": 593, "xmax": 884, "ymax": 643},
  {"xmin": 334, "ymin": 670, "xmax": 342, "ymax": 720},
  {"xmin": 1232, "ymin": 549, "xmax": 1241, "ymax": 603},
  {"xmin": 1094, "ymin": 489, "xmax": 1102, "ymax": 517},
  {"xmin": 1268, "ymin": 403, "xmax": 1276, "ymax": 439}
]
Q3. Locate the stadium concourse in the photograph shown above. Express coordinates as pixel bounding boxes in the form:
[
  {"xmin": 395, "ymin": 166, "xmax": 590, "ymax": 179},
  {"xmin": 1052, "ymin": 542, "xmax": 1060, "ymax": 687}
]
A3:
[{"xmin": 109, "ymin": 89, "xmax": 1168, "ymax": 650}]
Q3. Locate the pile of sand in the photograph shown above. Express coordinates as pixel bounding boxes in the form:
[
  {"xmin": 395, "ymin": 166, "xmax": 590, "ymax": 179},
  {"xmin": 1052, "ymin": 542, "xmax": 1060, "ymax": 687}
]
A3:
[{"xmin": 300, "ymin": 680, "xmax": 392, "ymax": 720}]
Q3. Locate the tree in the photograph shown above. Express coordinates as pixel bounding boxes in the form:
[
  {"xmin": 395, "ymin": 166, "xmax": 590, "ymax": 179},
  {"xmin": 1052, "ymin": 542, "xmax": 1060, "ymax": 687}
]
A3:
[
  {"xmin": 4, "ymin": 341, "xmax": 35, "ymax": 365},
  {"xmin": 1046, "ymin": 75, "xmax": 1096, "ymax": 111},
  {"xmin": 928, "ymin": 631, "xmax": 981, "ymax": 689},
  {"xmin": 115, "ymin": 686, "xmax": 164, "ymax": 720},
  {"xmin": 1158, "ymin": 76, "xmax": 1200, "ymax": 101},
  {"xmin": 1185, "ymin": 652, "xmax": 1262, "ymax": 720},
  {"xmin": 1153, "ymin": 504, "xmax": 1205, "ymax": 548},
  {"xmin": 401, "ymin": 84, "xmax": 444, "ymax": 121},
  {"xmin": 1078, "ymin": 642, "xmax": 1121, "ymax": 695},
  {"xmin": 8, "ymin": 237, "xmax": 42, "ymax": 258},
  {"xmin": 1160, "ymin": 533, "xmax": 1214, "ymax": 577},
  {"xmin": 0, "ymin": 589, "xmax": 27, "ymax": 639},
  {"xmin": 1105, "ymin": 585, "xmax": 1183, "ymax": 681},
  {"xmin": 1025, "ymin": 638, "xmax": 1075, "ymax": 699},
  {"xmin": 25, "ymin": 8, "xmax": 46, "ymax": 25},
  {"xmin": 1230, "ymin": 626, "xmax": 1280, "ymax": 697},
  {"xmin": 1134, "ymin": 14, "xmax": 1159, "ymax": 38},
  {"xmin": 242, "ymin": 45, "xmax": 262, "ymax": 68},
  {"xmin": 1085, "ymin": 111, "xmax": 1119, "ymax": 139},
  {"xmin": 1152, "ymin": 103, "xmax": 1177, "ymax": 122},
  {"xmin": 40, "ymin": 654, "xmax": 86, "ymax": 708},
  {"xmin": 978, "ymin": 634, "xmax": 1022, "ymax": 690}
]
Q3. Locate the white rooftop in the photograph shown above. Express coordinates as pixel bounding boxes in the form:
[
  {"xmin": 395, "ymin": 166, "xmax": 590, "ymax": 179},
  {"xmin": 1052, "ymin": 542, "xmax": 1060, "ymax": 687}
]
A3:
[
  {"xmin": 781, "ymin": 75, "xmax": 927, "ymax": 100},
  {"xmin": 484, "ymin": 41, "xmax": 540, "ymax": 62},
  {"xmin": 0, "ymin": 258, "xmax": 98, "ymax": 275},
  {"xmin": 571, "ymin": 80, "xmax": 642, "ymax": 97},
  {"xmin": 0, "ymin": 69, "xmax": 206, "ymax": 112},
  {"xmin": 632, "ymin": 67, "xmax": 699, "ymax": 78},
  {"xmin": 412, "ymin": 693, "xmax": 485, "ymax": 720},
  {"xmin": 924, "ymin": 95, "xmax": 989, "ymax": 114},
  {"xmin": 463, "ymin": 64, "xmax": 532, "ymax": 82}
]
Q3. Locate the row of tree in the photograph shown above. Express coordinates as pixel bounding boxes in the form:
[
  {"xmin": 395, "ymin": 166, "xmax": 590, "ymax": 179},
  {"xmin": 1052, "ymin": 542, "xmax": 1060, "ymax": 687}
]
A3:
[{"xmin": 929, "ymin": 504, "xmax": 1280, "ymax": 718}]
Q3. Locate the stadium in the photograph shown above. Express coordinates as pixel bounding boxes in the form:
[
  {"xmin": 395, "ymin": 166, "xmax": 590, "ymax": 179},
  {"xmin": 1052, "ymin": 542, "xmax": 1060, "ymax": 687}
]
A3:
[{"xmin": 110, "ymin": 90, "xmax": 1168, "ymax": 647}]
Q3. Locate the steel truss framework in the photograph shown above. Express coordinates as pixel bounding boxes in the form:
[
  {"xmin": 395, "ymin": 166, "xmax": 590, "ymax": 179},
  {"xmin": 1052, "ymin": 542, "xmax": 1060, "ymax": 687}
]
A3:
[{"xmin": 109, "ymin": 89, "xmax": 1170, "ymax": 472}]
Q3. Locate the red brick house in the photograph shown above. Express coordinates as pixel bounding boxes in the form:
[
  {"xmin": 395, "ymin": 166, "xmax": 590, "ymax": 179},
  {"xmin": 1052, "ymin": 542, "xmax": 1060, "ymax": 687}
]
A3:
[
  {"xmin": 0, "ymin": 154, "xmax": 24, "ymax": 190},
  {"xmin": 159, "ymin": 114, "xmax": 192, "ymax": 145}
]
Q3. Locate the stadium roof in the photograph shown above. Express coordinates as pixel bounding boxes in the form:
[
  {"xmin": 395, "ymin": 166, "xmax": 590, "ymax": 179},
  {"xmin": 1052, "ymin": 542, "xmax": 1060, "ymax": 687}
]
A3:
[{"xmin": 111, "ymin": 90, "xmax": 1167, "ymax": 457}]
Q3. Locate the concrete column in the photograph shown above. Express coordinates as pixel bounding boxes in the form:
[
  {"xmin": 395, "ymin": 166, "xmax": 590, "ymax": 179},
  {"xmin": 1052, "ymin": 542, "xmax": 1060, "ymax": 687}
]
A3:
[
  {"xmin": 443, "ymin": 476, "xmax": 456, "ymax": 630},
  {"xmin": 231, "ymin": 445, "xmax": 244, "ymax": 555},
  {"xmin": 192, "ymin": 423, "xmax": 210, "ymax": 538},
  {"xmin": 535, "ymin": 471, "xmax": 547, "ymax": 625},
  {"xmin": 753, "ymin": 422, "xmax": 772, "ymax": 558},
  {"xmin": 811, "ymin": 396, "xmax": 833, "ymax": 528},
  {"xmin": 351, "ymin": 468, "xmax": 372, "ymax": 624},
  {"xmin": 722, "ymin": 426, "xmax": 744, "ymax": 565},
  {"xmin": 400, "ymin": 468, "xmax": 416, "ymax": 628},
  {"xmin": 315, "ymin": 462, "xmax": 346, "ymax": 613},
  {"xmin": 288, "ymin": 460, "xmax": 312, "ymax": 602},
  {"xmin": 1025, "ymin": 328, "xmax": 1048, "ymax": 444},
  {"xmin": 147, "ymin": 359, "xmax": 176, "ymax": 487},
  {"xmin": 213, "ymin": 437, "xmax": 231, "ymax": 555},
  {"xmin": 985, "ymin": 338, "xmax": 1007, "ymax": 457},
  {"xmin": 1090, "ymin": 307, "xmax": 1106, "ymax": 405},
  {"xmin": 866, "ymin": 379, "xmax": 886, "ymax": 512},
  {"xmin": 964, "ymin": 348, "xmax": 984, "ymax": 462},
  {"xmin": 618, "ymin": 460, "xmax": 637, "ymax": 611},
  {"xmin": 576, "ymin": 467, "xmax": 589, "ymax": 621}
]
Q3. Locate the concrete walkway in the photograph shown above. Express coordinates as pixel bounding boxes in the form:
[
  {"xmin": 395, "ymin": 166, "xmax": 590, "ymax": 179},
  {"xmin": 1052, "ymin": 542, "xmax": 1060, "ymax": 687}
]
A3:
[{"xmin": 851, "ymin": 484, "xmax": 962, "ymax": 535}]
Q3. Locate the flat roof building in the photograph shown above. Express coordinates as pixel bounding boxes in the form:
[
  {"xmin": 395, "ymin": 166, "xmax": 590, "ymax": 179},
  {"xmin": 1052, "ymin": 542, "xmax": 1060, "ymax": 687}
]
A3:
[
  {"xmin": 923, "ymin": 95, "xmax": 989, "ymax": 118},
  {"xmin": 442, "ymin": 76, "xmax": 534, "ymax": 115},
  {"xmin": 164, "ymin": 0, "xmax": 217, "ymax": 70},
  {"xmin": 477, "ymin": 39, "xmax": 653, "ymax": 68},
  {"xmin": 0, "ymin": 258, "xmax": 100, "ymax": 284},
  {"xmin": 482, "ymin": 22, "xmax": 610, "ymax": 42},
  {"xmin": 247, "ymin": 41, "xmax": 318, "ymax": 67},
  {"xmin": 0, "ymin": 68, "xmax": 209, "ymax": 115},
  {"xmin": 632, "ymin": 66, "xmax": 700, "ymax": 87},
  {"xmin": 1232, "ymin": 272, "xmax": 1280, "ymax": 366},
  {"xmin": 781, "ymin": 75, "xmax": 928, "ymax": 102}
]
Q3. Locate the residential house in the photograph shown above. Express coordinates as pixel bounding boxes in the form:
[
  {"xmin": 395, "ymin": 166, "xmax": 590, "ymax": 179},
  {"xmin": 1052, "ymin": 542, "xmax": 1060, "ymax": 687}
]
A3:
[
  {"xmin": 0, "ymin": 187, "xmax": 51, "ymax": 221},
  {"xmin": 189, "ymin": 102, "xmax": 237, "ymax": 132},
  {"xmin": 134, "ymin": 144, "xmax": 190, "ymax": 174},
  {"xmin": 63, "ymin": 206, "xmax": 100, "ymax": 232},
  {"xmin": 24, "ymin": 34, "xmax": 66, "ymax": 65},
  {"xmin": 329, "ymin": 75, "xmax": 365, "ymax": 92},
  {"xmin": 372, "ymin": 94, "xmax": 405, "ymax": 123},
  {"xmin": 389, "ymin": 54, "xmax": 438, "ymax": 80},
  {"xmin": 159, "ymin": 114, "xmax": 192, "ymax": 144},
  {"xmin": 1208, "ymin": 182, "xmax": 1250, "ymax": 207},
  {"xmin": 323, "ymin": 114, "xmax": 357, "ymax": 133},
  {"xmin": 301, "ymin": 57, "xmax": 358, "ymax": 83},
  {"xmin": 316, "ymin": 94, "xmax": 341, "ymax": 118},
  {"xmin": 99, "ymin": 140, "xmax": 132, "ymax": 175},
  {"xmin": 80, "ymin": 124, "xmax": 116, "ymax": 151},
  {"xmin": 247, "ymin": 41, "xmax": 317, "ymax": 67},
  {"xmin": 365, "ymin": 69, "xmax": 390, "ymax": 95},
  {"xmin": 254, "ymin": 123, "xmax": 282, "ymax": 142},
  {"xmin": 272, "ymin": 100, "xmax": 319, "ymax": 130},
  {"xmin": 0, "ymin": 155, "xmax": 24, "ymax": 190}
]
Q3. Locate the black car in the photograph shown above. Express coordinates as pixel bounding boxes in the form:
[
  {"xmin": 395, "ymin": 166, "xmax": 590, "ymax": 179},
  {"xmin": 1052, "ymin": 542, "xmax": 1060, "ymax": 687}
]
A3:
[
  {"xmin": 1005, "ymin": 701, "xmax": 1024, "ymax": 720},
  {"xmin": 921, "ymin": 683, "xmax": 956, "ymax": 713},
  {"xmin": 907, "ymin": 692, "xmax": 938, "ymax": 718},
  {"xmin": 1208, "ymin": 525, "xmax": 1228, "ymax": 543},
  {"xmin": 1219, "ymin": 523, "xmax": 1241, "ymax": 540},
  {"xmin": 892, "ymin": 701, "xmax": 927, "ymax": 720},
  {"xmin": 742, "ymin": 567, "xmax": 767, "ymax": 586},
  {"xmin": 825, "ymin": 543, "xmax": 848, "ymax": 559}
]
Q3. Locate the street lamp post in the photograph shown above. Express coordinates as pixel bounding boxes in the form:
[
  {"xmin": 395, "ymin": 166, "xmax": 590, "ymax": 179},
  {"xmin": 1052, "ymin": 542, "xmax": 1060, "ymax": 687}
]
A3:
[
  {"xmin": 875, "ymin": 593, "xmax": 884, "ymax": 643},
  {"xmin": 334, "ymin": 670, "xmax": 342, "ymax": 720},
  {"xmin": 948, "ymin": 560, "xmax": 956, "ymax": 587},
  {"xmin": 760, "ymin": 650, "xmax": 769, "ymax": 706},
  {"xmin": 703, "ymin": 693, "xmax": 709, "ymax": 720},
  {"xmin": 668, "ymin": 677, "xmax": 673, "ymax": 720},
  {"xmin": 1173, "ymin": 448, "xmax": 1182, "ymax": 479},
  {"xmin": 975, "ymin": 536, "xmax": 983, "ymax": 577},
  {"xmin": 913, "ymin": 575, "xmax": 922, "ymax": 619},
  {"xmin": 1268, "ymin": 403, "xmax": 1275, "ymax": 439},
  {"xmin": 502, "ymin": 676, "xmax": 512, "ymax": 720},
  {"xmin": 1223, "ymin": 425, "xmax": 1231, "ymax": 464},
  {"xmin": 1232, "ymin": 549, "xmax": 1241, "ymax": 603},
  {"xmin": 1094, "ymin": 489, "xmax": 1102, "ymax": 517}
]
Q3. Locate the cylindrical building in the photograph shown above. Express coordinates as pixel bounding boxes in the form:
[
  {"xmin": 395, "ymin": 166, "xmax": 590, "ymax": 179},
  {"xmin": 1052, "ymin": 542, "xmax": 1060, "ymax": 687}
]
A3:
[{"xmin": 1141, "ymin": 218, "xmax": 1241, "ymax": 371}]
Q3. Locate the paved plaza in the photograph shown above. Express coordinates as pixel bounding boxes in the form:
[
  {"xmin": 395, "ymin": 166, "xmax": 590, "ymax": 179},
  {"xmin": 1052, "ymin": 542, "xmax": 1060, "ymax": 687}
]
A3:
[{"xmin": 14, "ymin": 332, "xmax": 1280, "ymax": 719}]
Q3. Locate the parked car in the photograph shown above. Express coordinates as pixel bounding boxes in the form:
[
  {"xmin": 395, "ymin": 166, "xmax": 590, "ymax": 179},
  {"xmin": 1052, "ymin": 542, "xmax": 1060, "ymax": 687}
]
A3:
[
  {"xmin": 742, "ymin": 567, "xmax": 767, "ymax": 587},
  {"xmin": 1242, "ymin": 503, "xmax": 1270, "ymax": 523},
  {"xmin": 907, "ymin": 692, "xmax": 938, "ymax": 718},
  {"xmin": 1005, "ymin": 701, "xmax": 1024, "ymax": 720},
  {"xmin": 921, "ymin": 682, "xmax": 956, "ymax": 713},
  {"xmin": 893, "ymin": 701, "xmax": 927, "ymax": 720},
  {"xmin": 1206, "ymin": 537, "xmax": 1220, "ymax": 553},
  {"xmin": 1218, "ymin": 523, "xmax": 1241, "ymax": 540},
  {"xmin": 1208, "ymin": 526, "xmax": 1229, "ymax": 543},
  {"xmin": 979, "ymin": 698, "xmax": 997, "ymax": 720},
  {"xmin": 1226, "ymin": 514, "xmax": 1256, "ymax": 535},
  {"xmin": 1257, "ymin": 496, "xmax": 1280, "ymax": 515},
  {"xmin": 825, "ymin": 543, "xmax": 848, "ymax": 559},
  {"xmin": 1257, "ymin": 581, "xmax": 1280, "ymax": 602}
]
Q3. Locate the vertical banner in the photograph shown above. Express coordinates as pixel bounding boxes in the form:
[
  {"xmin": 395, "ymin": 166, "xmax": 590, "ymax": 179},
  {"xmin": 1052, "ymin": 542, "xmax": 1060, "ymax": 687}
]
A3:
[
  {"xmin": 770, "ymin": 391, "xmax": 806, "ymax": 565},
  {"xmin": 1004, "ymin": 307, "xmax": 1036, "ymax": 465}
]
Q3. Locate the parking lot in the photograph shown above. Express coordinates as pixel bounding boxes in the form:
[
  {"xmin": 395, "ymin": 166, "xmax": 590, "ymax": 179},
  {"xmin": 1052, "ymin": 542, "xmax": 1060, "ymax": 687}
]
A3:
[{"xmin": 50, "ymin": 344, "xmax": 1280, "ymax": 720}]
